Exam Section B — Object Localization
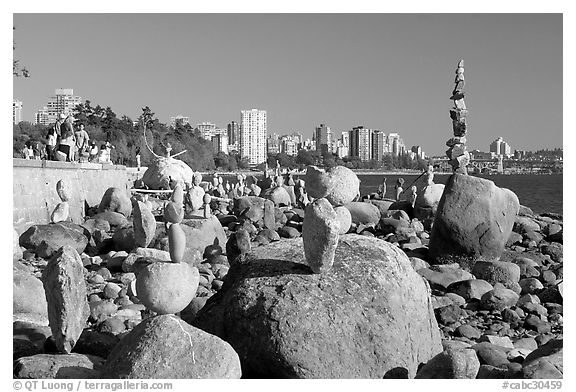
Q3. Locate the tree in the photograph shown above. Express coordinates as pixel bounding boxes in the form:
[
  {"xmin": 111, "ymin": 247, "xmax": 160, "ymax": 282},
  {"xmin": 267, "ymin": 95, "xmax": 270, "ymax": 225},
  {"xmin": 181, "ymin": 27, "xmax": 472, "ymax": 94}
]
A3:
[{"xmin": 13, "ymin": 27, "xmax": 30, "ymax": 78}]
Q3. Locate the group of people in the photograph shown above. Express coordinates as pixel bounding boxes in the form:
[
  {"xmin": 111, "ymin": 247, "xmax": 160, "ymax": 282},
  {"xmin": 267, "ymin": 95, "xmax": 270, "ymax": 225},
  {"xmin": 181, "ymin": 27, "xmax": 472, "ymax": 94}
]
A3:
[{"xmin": 21, "ymin": 113, "xmax": 115, "ymax": 164}]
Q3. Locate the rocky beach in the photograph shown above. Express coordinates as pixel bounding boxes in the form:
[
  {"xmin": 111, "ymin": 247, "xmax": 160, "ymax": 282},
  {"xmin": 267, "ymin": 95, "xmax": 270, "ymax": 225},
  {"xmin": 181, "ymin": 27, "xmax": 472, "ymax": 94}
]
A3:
[{"xmin": 13, "ymin": 159, "xmax": 563, "ymax": 379}]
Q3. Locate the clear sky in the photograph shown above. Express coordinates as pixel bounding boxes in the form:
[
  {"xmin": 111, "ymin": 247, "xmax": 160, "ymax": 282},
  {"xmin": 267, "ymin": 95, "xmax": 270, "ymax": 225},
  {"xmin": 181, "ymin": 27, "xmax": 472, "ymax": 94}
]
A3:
[{"xmin": 12, "ymin": 13, "xmax": 562, "ymax": 156}]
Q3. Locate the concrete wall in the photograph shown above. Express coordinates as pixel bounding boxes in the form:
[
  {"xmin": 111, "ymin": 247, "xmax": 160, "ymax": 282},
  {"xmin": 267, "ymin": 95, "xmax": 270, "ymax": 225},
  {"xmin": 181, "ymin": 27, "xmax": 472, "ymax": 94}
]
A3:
[{"xmin": 13, "ymin": 159, "xmax": 131, "ymax": 234}]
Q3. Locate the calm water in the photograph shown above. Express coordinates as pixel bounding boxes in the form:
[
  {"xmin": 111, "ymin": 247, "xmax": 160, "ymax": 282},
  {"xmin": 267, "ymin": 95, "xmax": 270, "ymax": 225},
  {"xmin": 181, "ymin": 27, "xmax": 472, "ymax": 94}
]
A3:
[
  {"xmin": 355, "ymin": 173, "xmax": 563, "ymax": 215},
  {"xmin": 211, "ymin": 173, "xmax": 562, "ymax": 215}
]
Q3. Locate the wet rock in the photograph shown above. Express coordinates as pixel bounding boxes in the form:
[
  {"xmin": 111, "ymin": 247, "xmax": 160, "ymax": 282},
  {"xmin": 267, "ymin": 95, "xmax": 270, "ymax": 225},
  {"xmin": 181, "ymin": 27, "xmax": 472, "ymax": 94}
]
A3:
[
  {"xmin": 101, "ymin": 315, "xmax": 241, "ymax": 378},
  {"xmin": 42, "ymin": 246, "xmax": 90, "ymax": 353}
]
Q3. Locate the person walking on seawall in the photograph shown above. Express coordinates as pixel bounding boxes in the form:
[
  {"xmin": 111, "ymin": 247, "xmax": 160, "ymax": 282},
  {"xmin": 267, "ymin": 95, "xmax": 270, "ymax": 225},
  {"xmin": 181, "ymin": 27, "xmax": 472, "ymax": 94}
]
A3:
[
  {"xmin": 88, "ymin": 142, "xmax": 99, "ymax": 162},
  {"xmin": 46, "ymin": 126, "xmax": 58, "ymax": 160},
  {"xmin": 58, "ymin": 115, "xmax": 76, "ymax": 162},
  {"xmin": 74, "ymin": 123, "xmax": 90, "ymax": 162},
  {"xmin": 22, "ymin": 141, "xmax": 34, "ymax": 159},
  {"xmin": 135, "ymin": 147, "xmax": 141, "ymax": 171}
]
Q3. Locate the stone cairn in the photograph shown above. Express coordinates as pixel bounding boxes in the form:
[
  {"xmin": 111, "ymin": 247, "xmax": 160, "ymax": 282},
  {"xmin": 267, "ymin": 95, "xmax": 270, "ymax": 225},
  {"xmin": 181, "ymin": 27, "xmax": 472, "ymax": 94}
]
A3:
[
  {"xmin": 302, "ymin": 165, "xmax": 360, "ymax": 273},
  {"xmin": 446, "ymin": 59, "xmax": 470, "ymax": 174},
  {"xmin": 50, "ymin": 180, "xmax": 70, "ymax": 223}
]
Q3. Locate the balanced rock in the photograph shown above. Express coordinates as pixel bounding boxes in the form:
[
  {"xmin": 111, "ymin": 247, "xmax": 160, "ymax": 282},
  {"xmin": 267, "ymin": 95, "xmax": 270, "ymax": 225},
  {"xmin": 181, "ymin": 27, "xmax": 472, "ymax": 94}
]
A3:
[
  {"xmin": 98, "ymin": 187, "xmax": 132, "ymax": 217},
  {"xmin": 187, "ymin": 186, "xmax": 205, "ymax": 212},
  {"xmin": 101, "ymin": 314, "xmax": 241, "ymax": 378},
  {"xmin": 132, "ymin": 200, "xmax": 156, "ymax": 248},
  {"xmin": 56, "ymin": 179, "xmax": 71, "ymax": 202},
  {"xmin": 19, "ymin": 223, "xmax": 88, "ymax": 259},
  {"xmin": 142, "ymin": 157, "xmax": 193, "ymax": 190},
  {"xmin": 91, "ymin": 211, "xmax": 129, "ymax": 228},
  {"xmin": 302, "ymin": 198, "xmax": 340, "ymax": 273},
  {"xmin": 305, "ymin": 165, "xmax": 360, "ymax": 206},
  {"xmin": 50, "ymin": 201, "xmax": 70, "ymax": 223},
  {"xmin": 136, "ymin": 261, "xmax": 199, "ymax": 314},
  {"xmin": 194, "ymin": 235, "xmax": 443, "ymax": 378},
  {"xmin": 334, "ymin": 206, "xmax": 352, "ymax": 234},
  {"xmin": 42, "ymin": 246, "xmax": 90, "ymax": 353},
  {"xmin": 344, "ymin": 202, "xmax": 381, "ymax": 226},
  {"xmin": 429, "ymin": 174, "xmax": 519, "ymax": 264}
]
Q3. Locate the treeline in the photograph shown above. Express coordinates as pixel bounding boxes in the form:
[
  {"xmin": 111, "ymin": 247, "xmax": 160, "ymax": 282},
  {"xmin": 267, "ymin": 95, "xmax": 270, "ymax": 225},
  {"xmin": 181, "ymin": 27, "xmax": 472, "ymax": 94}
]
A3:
[{"xmin": 522, "ymin": 148, "xmax": 563, "ymax": 161}]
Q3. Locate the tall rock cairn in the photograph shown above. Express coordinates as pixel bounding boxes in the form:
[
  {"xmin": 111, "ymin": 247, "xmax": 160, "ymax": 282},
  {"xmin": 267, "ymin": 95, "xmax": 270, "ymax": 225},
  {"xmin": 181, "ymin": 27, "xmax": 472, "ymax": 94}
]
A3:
[{"xmin": 446, "ymin": 59, "xmax": 470, "ymax": 174}]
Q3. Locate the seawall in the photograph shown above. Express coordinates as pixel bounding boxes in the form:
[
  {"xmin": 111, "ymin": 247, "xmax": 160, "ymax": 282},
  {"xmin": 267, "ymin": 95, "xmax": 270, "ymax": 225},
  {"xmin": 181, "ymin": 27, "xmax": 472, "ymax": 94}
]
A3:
[{"xmin": 13, "ymin": 159, "xmax": 131, "ymax": 234}]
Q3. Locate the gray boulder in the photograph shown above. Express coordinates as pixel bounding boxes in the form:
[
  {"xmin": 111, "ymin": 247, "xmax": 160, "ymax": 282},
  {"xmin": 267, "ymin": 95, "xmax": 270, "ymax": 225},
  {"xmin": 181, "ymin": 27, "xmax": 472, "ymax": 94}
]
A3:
[
  {"xmin": 263, "ymin": 186, "xmax": 292, "ymax": 207},
  {"xmin": 180, "ymin": 215, "xmax": 227, "ymax": 263},
  {"xmin": 13, "ymin": 265, "xmax": 48, "ymax": 326},
  {"xmin": 194, "ymin": 235, "xmax": 443, "ymax": 378},
  {"xmin": 141, "ymin": 157, "xmax": 194, "ymax": 190},
  {"xmin": 98, "ymin": 187, "xmax": 132, "ymax": 217},
  {"xmin": 415, "ymin": 348, "xmax": 480, "ymax": 379},
  {"xmin": 429, "ymin": 174, "xmax": 519, "ymax": 264},
  {"xmin": 19, "ymin": 223, "xmax": 88, "ymax": 259},
  {"xmin": 132, "ymin": 200, "xmax": 156, "ymax": 248},
  {"xmin": 14, "ymin": 353, "xmax": 105, "ymax": 379},
  {"xmin": 101, "ymin": 315, "xmax": 241, "ymax": 378},
  {"xmin": 522, "ymin": 339, "xmax": 562, "ymax": 379},
  {"xmin": 344, "ymin": 202, "xmax": 381, "ymax": 226},
  {"xmin": 42, "ymin": 246, "xmax": 90, "ymax": 353},
  {"xmin": 472, "ymin": 261, "xmax": 521, "ymax": 292}
]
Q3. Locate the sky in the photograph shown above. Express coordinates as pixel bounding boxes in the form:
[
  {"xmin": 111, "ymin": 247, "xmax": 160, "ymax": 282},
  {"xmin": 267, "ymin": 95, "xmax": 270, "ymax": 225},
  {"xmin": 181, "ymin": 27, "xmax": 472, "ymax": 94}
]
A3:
[{"xmin": 12, "ymin": 13, "xmax": 562, "ymax": 156}]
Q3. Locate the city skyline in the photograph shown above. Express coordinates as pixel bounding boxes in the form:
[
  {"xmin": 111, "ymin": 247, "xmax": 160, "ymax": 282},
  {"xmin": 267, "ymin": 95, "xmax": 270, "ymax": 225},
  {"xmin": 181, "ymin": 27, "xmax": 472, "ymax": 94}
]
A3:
[{"xmin": 13, "ymin": 13, "xmax": 562, "ymax": 155}]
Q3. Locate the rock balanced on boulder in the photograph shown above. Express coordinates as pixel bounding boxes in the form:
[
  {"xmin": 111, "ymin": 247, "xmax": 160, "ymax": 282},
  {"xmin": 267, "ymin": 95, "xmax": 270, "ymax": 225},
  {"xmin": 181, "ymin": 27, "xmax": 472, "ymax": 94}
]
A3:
[
  {"xmin": 446, "ymin": 59, "xmax": 470, "ymax": 174},
  {"xmin": 302, "ymin": 165, "xmax": 359, "ymax": 273},
  {"xmin": 50, "ymin": 180, "xmax": 70, "ymax": 223}
]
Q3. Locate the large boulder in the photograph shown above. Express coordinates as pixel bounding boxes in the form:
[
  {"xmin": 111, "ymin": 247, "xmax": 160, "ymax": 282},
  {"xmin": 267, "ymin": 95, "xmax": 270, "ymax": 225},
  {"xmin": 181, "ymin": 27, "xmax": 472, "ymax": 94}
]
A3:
[
  {"xmin": 414, "ymin": 183, "xmax": 445, "ymax": 219},
  {"xmin": 14, "ymin": 353, "xmax": 105, "ymax": 379},
  {"xmin": 19, "ymin": 223, "xmax": 88, "ymax": 259},
  {"xmin": 98, "ymin": 187, "xmax": 132, "ymax": 217},
  {"xmin": 141, "ymin": 157, "xmax": 193, "ymax": 190},
  {"xmin": 344, "ymin": 202, "xmax": 381, "ymax": 226},
  {"xmin": 415, "ymin": 347, "xmax": 480, "ymax": 379},
  {"xmin": 429, "ymin": 174, "xmax": 519, "ymax": 264},
  {"xmin": 521, "ymin": 339, "xmax": 562, "ymax": 379},
  {"xmin": 194, "ymin": 235, "xmax": 443, "ymax": 378},
  {"xmin": 42, "ymin": 246, "xmax": 90, "ymax": 353},
  {"xmin": 101, "ymin": 315, "xmax": 241, "ymax": 378},
  {"xmin": 180, "ymin": 216, "xmax": 227, "ymax": 263},
  {"xmin": 305, "ymin": 165, "xmax": 360, "ymax": 206},
  {"xmin": 263, "ymin": 186, "xmax": 292, "ymax": 207},
  {"xmin": 13, "ymin": 266, "xmax": 48, "ymax": 326}
]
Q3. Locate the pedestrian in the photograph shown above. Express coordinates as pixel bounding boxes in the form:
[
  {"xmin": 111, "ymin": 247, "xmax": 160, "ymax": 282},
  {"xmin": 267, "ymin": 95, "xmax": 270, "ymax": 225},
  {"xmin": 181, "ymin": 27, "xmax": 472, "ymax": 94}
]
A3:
[
  {"xmin": 22, "ymin": 141, "xmax": 34, "ymax": 159},
  {"xmin": 135, "ymin": 147, "xmax": 141, "ymax": 171},
  {"xmin": 74, "ymin": 123, "xmax": 90, "ymax": 162},
  {"xmin": 407, "ymin": 185, "xmax": 418, "ymax": 207},
  {"xmin": 378, "ymin": 178, "xmax": 387, "ymax": 199},
  {"xmin": 46, "ymin": 127, "xmax": 58, "ymax": 160},
  {"xmin": 57, "ymin": 115, "xmax": 76, "ymax": 162},
  {"xmin": 98, "ymin": 143, "xmax": 111, "ymax": 163},
  {"xmin": 88, "ymin": 142, "xmax": 99, "ymax": 162}
]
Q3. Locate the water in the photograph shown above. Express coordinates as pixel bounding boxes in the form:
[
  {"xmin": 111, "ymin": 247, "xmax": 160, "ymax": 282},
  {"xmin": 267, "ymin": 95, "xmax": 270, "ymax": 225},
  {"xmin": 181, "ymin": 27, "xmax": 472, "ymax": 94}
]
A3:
[
  {"xmin": 355, "ymin": 173, "xmax": 563, "ymax": 215},
  {"xmin": 209, "ymin": 173, "xmax": 563, "ymax": 215}
]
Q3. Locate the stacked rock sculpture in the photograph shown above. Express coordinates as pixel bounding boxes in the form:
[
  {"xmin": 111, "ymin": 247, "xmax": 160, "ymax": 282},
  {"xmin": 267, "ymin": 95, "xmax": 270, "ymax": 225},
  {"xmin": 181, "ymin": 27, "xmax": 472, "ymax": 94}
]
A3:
[
  {"xmin": 50, "ymin": 180, "xmax": 70, "ymax": 223},
  {"xmin": 446, "ymin": 59, "xmax": 470, "ymax": 174},
  {"xmin": 302, "ymin": 165, "xmax": 360, "ymax": 273},
  {"xmin": 203, "ymin": 194, "xmax": 212, "ymax": 218},
  {"xmin": 186, "ymin": 172, "xmax": 206, "ymax": 213}
]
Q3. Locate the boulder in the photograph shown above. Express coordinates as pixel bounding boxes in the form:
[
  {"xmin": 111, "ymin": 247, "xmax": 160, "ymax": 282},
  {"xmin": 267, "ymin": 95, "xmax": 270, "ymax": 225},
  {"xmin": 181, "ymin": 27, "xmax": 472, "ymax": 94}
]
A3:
[
  {"xmin": 112, "ymin": 227, "xmax": 136, "ymax": 252},
  {"xmin": 90, "ymin": 211, "xmax": 129, "ymax": 228},
  {"xmin": 333, "ymin": 206, "xmax": 352, "ymax": 234},
  {"xmin": 19, "ymin": 223, "xmax": 88, "ymax": 259},
  {"xmin": 132, "ymin": 200, "xmax": 156, "ymax": 248},
  {"xmin": 98, "ymin": 187, "xmax": 132, "ymax": 217},
  {"xmin": 418, "ymin": 265, "xmax": 474, "ymax": 289},
  {"xmin": 305, "ymin": 166, "xmax": 360, "ymax": 206},
  {"xmin": 141, "ymin": 157, "xmax": 194, "ymax": 190},
  {"xmin": 480, "ymin": 288, "xmax": 519, "ymax": 311},
  {"xmin": 278, "ymin": 226, "xmax": 301, "ymax": 238},
  {"xmin": 344, "ymin": 202, "xmax": 381, "ymax": 226},
  {"xmin": 447, "ymin": 279, "xmax": 494, "ymax": 301},
  {"xmin": 42, "ymin": 246, "xmax": 90, "ymax": 353},
  {"xmin": 136, "ymin": 261, "xmax": 199, "ymax": 314},
  {"xmin": 415, "ymin": 348, "xmax": 480, "ymax": 379},
  {"xmin": 263, "ymin": 186, "xmax": 292, "ymax": 207},
  {"xmin": 13, "ymin": 266, "xmax": 49, "ymax": 326},
  {"xmin": 194, "ymin": 235, "xmax": 443, "ymax": 378},
  {"xmin": 472, "ymin": 261, "xmax": 521, "ymax": 291},
  {"xmin": 429, "ymin": 174, "xmax": 519, "ymax": 264},
  {"xmin": 302, "ymin": 198, "xmax": 340, "ymax": 273},
  {"xmin": 101, "ymin": 315, "xmax": 241, "ymax": 378},
  {"xmin": 522, "ymin": 339, "xmax": 562, "ymax": 379},
  {"xmin": 414, "ymin": 183, "xmax": 445, "ymax": 218},
  {"xmin": 14, "ymin": 353, "xmax": 105, "ymax": 379},
  {"xmin": 180, "ymin": 215, "xmax": 227, "ymax": 263},
  {"xmin": 13, "ymin": 229, "xmax": 23, "ymax": 261},
  {"xmin": 369, "ymin": 199, "xmax": 395, "ymax": 216}
]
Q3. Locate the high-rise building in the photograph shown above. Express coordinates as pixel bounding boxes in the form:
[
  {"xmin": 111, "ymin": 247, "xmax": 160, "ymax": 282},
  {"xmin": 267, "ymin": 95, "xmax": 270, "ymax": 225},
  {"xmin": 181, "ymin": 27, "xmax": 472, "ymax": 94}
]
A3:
[
  {"xmin": 349, "ymin": 126, "xmax": 373, "ymax": 162},
  {"xmin": 197, "ymin": 122, "xmax": 217, "ymax": 140},
  {"xmin": 490, "ymin": 137, "xmax": 512, "ymax": 157},
  {"xmin": 13, "ymin": 99, "xmax": 23, "ymax": 124},
  {"xmin": 227, "ymin": 121, "xmax": 240, "ymax": 147},
  {"xmin": 240, "ymin": 109, "xmax": 267, "ymax": 165},
  {"xmin": 411, "ymin": 146, "xmax": 426, "ymax": 160},
  {"xmin": 314, "ymin": 124, "xmax": 332, "ymax": 155},
  {"xmin": 35, "ymin": 88, "xmax": 82, "ymax": 125},
  {"xmin": 267, "ymin": 133, "xmax": 280, "ymax": 155},
  {"xmin": 212, "ymin": 133, "xmax": 229, "ymax": 154},
  {"xmin": 170, "ymin": 115, "xmax": 190, "ymax": 128},
  {"xmin": 280, "ymin": 136, "xmax": 298, "ymax": 156},
  {"xmin": 371, "ymin": 130, "xmax": 386, "ymax": 162}
]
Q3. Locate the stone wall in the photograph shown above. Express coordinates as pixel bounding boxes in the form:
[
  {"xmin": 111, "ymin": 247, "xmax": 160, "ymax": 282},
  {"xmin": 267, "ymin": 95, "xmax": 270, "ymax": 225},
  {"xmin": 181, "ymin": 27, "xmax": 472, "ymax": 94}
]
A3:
[{"xmin": 13, "ymin": 159, "xmax": 131, "ymax": 234}]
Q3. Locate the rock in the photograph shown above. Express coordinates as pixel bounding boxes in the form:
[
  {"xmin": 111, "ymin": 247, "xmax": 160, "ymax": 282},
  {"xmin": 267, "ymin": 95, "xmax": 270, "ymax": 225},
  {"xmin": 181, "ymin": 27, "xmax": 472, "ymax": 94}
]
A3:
[
  {"xmin": 418, "ymin": 265, "xmax": 474, "ymax": 289},
  {"xmin": 278, "ymin": 226, "xmax": 301, "ymax": 238},
  {"xmin": 369, "ymin": 199, "xmax": 395, "ymax": 216},
  {"xmin": 225, "ymin": 229, "xmax": 251, "ymax": 264},
  {"xmin": 13, "ymin": 229, "xmax": 23, "ymax": 261},
  {"xmin": 19, "ymin": 223, "xmax": 88, "ymax": 259},
  {"xmin": 42, "ymin": 246, "xmax": 90, "ymax": 353},
  {"xmin": 13, "ymin": 353, "xmax": 105, "ymax": 379},
  {"xmin": 435, "ymin": 304, "xmax": 466, "ymax": 325},
  {"xmin": 194, "ymin": 235, "xmax": 443, "ymax": 378},
  {"xmin": 524, "ymin": 314, "xmax": 551, "ymax": 334},
  {"xmin": 472, "ymin": 261, "xmax": 521, "ymax": 292},
  {"xmin": 180, "ymin": 297, "xmax": 210, "ymax": 324},
  {"xmin": 14, "ymin": 338, "xmax": 41, "ymax": 360},
  {"xmin": 51, "ymin": 201, "xmax": 69, "ymax": 223},
  {"xmin": 103, "ymin": 283, "xmax": 122, "ymax": 299},
  {"xmin": 98, "ymin": 187, "xmax": 132, "ymax": 217},
  {"xmin": 136, "ymin": 261, "xmax": 199, "ymax": 314},
  {"xmin": 344, "ymin": 202, "xmax": 381, "ymax": 226},
  {"xmin": 429, "ymin": 174, "xmax": 519, "ymax": 264},
  {"xmin": 91, "ymin": 211, "xmax": 129, "ymax": 228},
  {"xmin": 478, "ymin": 335, "xmax": 514, "ymax": 349},
  {"xmin": 111, "ymin": 227, "xmax": 135, "ymax": 252},
  {"xmin": 415, "ymin": 348, "xmax": 479, "ymax": 379},
  {"xmin": 73, "ymin": 330, "xmax": 120, "ymax": 359},
  {"xmin": 541, "ymin": 243, "xmax": 562, "ymax": 263},
  {"xmin": 522, "ymin": 339, "xmax": 562, "ymax": 379},
  {"xmin": 506, "ymin": 232, "xmax": 524, "ymax": 247},
  {"xmin": 99, "ymin": 316, "xmax": 126, "ymax": 334},
  {"xmin": 81, "ymin": 218, "xmax": 111, "ymax": 234},
  {"xmin": 101, "ymin": 315, "xmax": 241, "ymax": 378},
  {"xmin": 379, "ymin": 217, "xmax": 410, "ymax": 235},
  {"xmin": 180, "ymin": 216, "xmax": 227, "ymax": 263},
  {"xmin": 263, "ymin": 186, "xmax": 292, "ymax": 207},
  {"xmin": 89, "ymin": 300, "xmax": 118, "ymax": 323},
  {"xmin": 333, "ymin": 206, "xmax": 352, "ymax": 234},
  {"xmin": 132, "ymin": 200, "xmax": 156, "ymax": 248},
  {"xmin": 414, "ymin": 183, "xmax": 445, "ymax": 218},
  {"xmin": 519, "ymin": 278, "xmax": 544, "ymax": 295},
  {"xmin": 122, "ymin": 248, "xmax": 171, "ymax": 272},
  {"xmin": 187, "ymin": 186, "xmax": 205, "ymax": 212},
  {"xmin": 455, "ymin": 324, "xmax": 481, "ymax": 339},
  {"xmin": 13, "ymin": 267, "xmax": 49, "ymax": 326},
  {"xmin": 472, "ymin": 342, "xmax": 510, "ymax": 367},
  {"xmin": 305, "ymin": 166, "xmax": 360, "ymax": 206},
  {"xmin": 302, "ymin": 198, "xmax": 340, "ymax": 273},
  {"xmin": 514, "ymin": 216, "xmax": 541, "ymax": 234},
  {"xmin": 263, "ymin": 199, "xmax": 276, "ymax": 229},
  {"xmin": 447, "ymin": 279, "xmax": 494, "ymax": 301},
  {"xmin": 141, "ymin": 157, "xmax": 194, "ymax": 190},
  {"xmin": 480, "ymin": 288, "xmax": 519, "ymax": 311}
]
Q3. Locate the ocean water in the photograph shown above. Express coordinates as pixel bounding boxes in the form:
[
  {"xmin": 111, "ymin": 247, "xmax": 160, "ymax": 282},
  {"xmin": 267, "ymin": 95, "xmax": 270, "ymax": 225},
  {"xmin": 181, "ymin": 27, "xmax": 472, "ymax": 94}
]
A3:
[
  {"xmin": 212, "ymin": 173, "xmax": 563, "ymax": 215},
  {"xmin": 355, "ymin": 173, "xmax": 563, "ymax": 215}
]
